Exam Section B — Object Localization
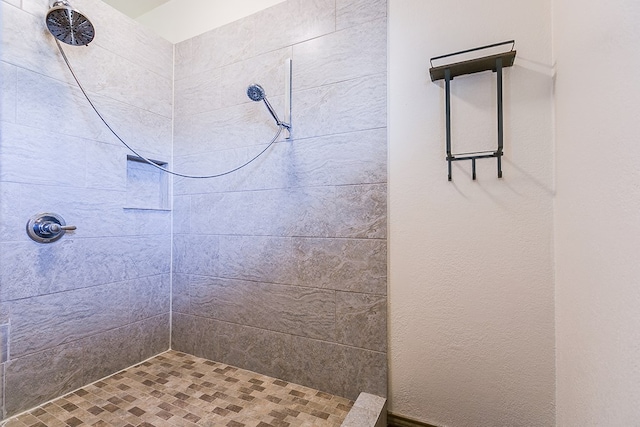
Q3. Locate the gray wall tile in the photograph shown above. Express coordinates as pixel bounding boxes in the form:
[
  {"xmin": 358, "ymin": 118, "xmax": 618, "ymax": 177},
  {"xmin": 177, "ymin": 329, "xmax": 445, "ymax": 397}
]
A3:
[
  {"xmin": 190, "ymin": 276, "xmax": 335, "ymax": 340},
  {"xmin": 172, "ymin": 273, "xmax": 191, "ymax": 314},
  {"xmin": 218, "ymin": 236, "xmax": 294, "ymax": 284},
  {"xmin": 4, "ymin": 341, "xmax": 85, "ymax": 417},
  {"xmin": 173, "ymin": 101, "xmax": 279, "ymax": 155},
  {"xmin": 293, "ymin": 18, "xmax": 387, "ymax": 90},
  {"xmin": 58, "ymin": 44, "xmax": 172, "ymax": 118},
  {"xmin": 0, "ymin": 323, "xmax": 8, "ymax": 363},
  {"xmin": 83, "ymin": 0, "xmax": 174, "ymax": 80},
  {"xmin": 171, "ymin": 312, "xmax": 195, "ymax": 355},
  {"xmin": 84, "ymin": 324, "xmax": 140, "ymax": 383},
  {"xmin": 174, "ymin": 17, "xmax": 255, "ymax": 80},
  {"xmin": 294, "ymin": 238, "xmax": 387, "ymax": 295},
  {"xmin": 132, "ymin": 313, "xmax": 170, "ymax": 362},
  {"xmin": 0, "ymin": 122, "xmax": 88, "ymax": 187},
  {"xmin": 173, "ymin": 234, "xmax": 219, "ymax": 276},
  {"xmin": 254, "ymin": 0, "xmax": 336, "ymax": 53},
  {"xmin": 8, "ymin": 282, "xmax": 131, "ymax": 358},
  {"xmin": 174, "ymin": 67, "xmax": 222, "ymax": 119},
  {"xmin": 1, "ymin": 61, "xmax": 16, "ymax": 123},
  {"xmin": 171, "ymin": 0, "xmax": 388, "ymax": 402},
  {"xmin": 336, "ymin": 0, "xmax": 387, "ymax": 30},
  {"xmin": 189, "ymin": 316, "xmax": 293, "ymax": 381},
  {"xmin": 336, "ymin": 292, "xmax": 387, "ymax": 352},
  {"xmin": 288, "ymin": 336, "xmax": 387, "ymax": 400},
  {"xmin": 129, "ymin": 274, "xmax": 170, "ymax": 322},
  {"xmin": 123, "ymin": 235, "xmax": 171, "ymax": 279},
  {"xmin": 283, "ymin": 129, "xmax": 388, "ymax": 188},
  {"xmin": 293, "ymin": 73, "xmax": 387, "ymax": 140},
  {"xmin": 334, "ymin": 184, "xmax": 387, "ymax": 239},
  {"xmin": 0, "ymin": 1, "xmax": 173, "ymax": 417}
]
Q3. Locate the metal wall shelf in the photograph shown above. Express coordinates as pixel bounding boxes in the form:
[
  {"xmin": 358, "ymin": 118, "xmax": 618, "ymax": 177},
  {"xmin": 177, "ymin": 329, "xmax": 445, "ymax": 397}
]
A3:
[{"xmin": 429, "ymin": 40, "xmax": 516, "ymax": 181}]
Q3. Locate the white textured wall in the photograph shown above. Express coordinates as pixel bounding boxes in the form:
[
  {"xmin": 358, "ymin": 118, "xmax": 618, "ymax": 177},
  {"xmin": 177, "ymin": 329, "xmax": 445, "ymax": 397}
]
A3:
[
  {"xmin": 388, "ymin": 1, "xmax": 555, "ymax": 425},
  {"xmin": 137, "ymin": 0, "xmax": 286, "ymax": 43},
  {"xmin": 554, "ymin": 0, "xmax": 640, "ymax": 424}
]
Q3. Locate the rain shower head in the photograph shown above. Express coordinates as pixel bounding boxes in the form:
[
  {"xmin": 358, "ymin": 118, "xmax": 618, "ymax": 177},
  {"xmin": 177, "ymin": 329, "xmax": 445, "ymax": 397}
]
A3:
[{"xmin": 46, "ymin": 0, "xmax": 95, "ymax": 46}]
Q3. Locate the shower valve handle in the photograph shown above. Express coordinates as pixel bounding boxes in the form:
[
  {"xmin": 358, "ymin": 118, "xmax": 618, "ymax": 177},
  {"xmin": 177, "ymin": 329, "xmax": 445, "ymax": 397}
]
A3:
[
  {"xmin": 26, "ymin": 213, "xmax": 76, "ymax": 243},
  {"xmin": 38, "ymin": 223, "xmax": 77, "ymax": 234}
]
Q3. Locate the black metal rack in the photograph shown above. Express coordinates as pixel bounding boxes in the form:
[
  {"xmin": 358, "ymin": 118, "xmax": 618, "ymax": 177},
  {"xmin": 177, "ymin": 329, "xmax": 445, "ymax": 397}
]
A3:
[{"xmin": 430, "ymin": 40, "xmax": 516, "ymax": 181}]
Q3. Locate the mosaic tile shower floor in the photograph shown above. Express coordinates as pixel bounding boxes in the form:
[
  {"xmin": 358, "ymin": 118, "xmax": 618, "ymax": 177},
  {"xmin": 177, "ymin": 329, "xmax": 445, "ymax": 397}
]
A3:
[{"xmin": 4, "ymin": 350, "xmax": 353, "ymax": 427}]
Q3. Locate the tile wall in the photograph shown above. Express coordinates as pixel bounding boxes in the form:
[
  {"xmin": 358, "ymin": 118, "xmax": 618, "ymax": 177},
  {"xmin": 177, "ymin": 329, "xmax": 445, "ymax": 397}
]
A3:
[
  {"xmin": 171, "ymin": 0, "xmax": 388, "ymax": 400},
  {"xmin": 0, "ymin": 0, "xmax": 388, "ymax": 419},
  {"xmin": 0, "ymin": 0, "xmax": 173, "ymax": 419}
]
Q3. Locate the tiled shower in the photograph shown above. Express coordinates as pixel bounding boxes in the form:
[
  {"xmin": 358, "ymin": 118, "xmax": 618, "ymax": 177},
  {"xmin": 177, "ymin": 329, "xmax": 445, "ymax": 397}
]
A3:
[{"xmin": 0, "ymin": 0, "xmax": 387, "ymax": 420}]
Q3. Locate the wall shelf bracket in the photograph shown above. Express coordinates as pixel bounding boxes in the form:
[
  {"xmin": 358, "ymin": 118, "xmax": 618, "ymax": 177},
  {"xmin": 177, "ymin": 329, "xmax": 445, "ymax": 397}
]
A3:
[{"xmin": 429, "ymin": 40, "xmax": 516, "ymax": 181}]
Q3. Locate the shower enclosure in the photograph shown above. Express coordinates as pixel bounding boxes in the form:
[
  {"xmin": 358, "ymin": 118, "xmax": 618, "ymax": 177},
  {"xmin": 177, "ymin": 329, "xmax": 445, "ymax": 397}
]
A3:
[{"xmin": 0, "ymin": 0, "xmax": 388, "ymax": 420}]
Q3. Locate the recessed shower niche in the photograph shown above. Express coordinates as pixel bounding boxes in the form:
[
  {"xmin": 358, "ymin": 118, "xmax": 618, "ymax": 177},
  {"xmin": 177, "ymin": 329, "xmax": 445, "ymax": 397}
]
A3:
[{"xmin": 125, "ymin": 155, "xmax": 170, "ymax": 210}]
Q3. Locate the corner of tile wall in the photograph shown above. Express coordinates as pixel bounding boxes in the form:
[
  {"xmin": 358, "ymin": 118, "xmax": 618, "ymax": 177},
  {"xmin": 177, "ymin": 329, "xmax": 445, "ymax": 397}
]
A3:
[{"xmin": 341, "ymin": 392, "xmax": 388, "ymax": 427}]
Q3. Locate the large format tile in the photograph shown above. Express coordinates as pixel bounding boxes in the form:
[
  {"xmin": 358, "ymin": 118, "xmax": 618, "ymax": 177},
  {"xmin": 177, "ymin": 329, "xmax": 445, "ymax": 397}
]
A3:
[
  {"xmin": 129, "ymin": 274, "xmax": 170, "ymax": 322},
  {"xmin": 171, "ymin": 273, "xmax": 191, "ymax": 314},
  {"xmin": 82, "ymin": 0, "xmax": 174, "ymax": 80},
  {"xmin": 218, "ymin": 235, "xmax": 295, "ymax": 284},
  {"xmin": 1, "ymin": 2, "xmax": 64, "ymax": 79},
  {"xmin": 122, "ymin": 235, "xmax": 171, "ymax": 279},
  {"xmin": 190, "ymin": 316, "xmax": 293, "ymax": 381},
  {"xmin": 63, "ymin": 43, "xmax": 173, "ymax": 118},
  {"xmin": 8, "ymin": 281, "xmax": 131, "ymax": 358},
  {"xmin": 174, "ymin": 128, "xmax": 386, "ymax": 195},
  {"xmin": 293, "ymin": 73, "xmax": 387, "ymax": 139},
  {"xmin": 336, "ymin": 0, "xmax": 387, "ymax": 30},
  {"xmin": 15, "ymin": 68, "xmax": 172, "ymax": 159},
  {"xmin": 284, "ymin": 129, "xmax": 387, "ymax": 187},
  {"xmin": 0, "ymin": 239, "xmax": 86, "ymax": 300},
  {"xmin": 288, "ymin": 336, "xmax": 387, "ymax": 400},
  {"xmin": 336, "ymin": 292, "xmax": 387, "ymax": 352},
  {"xmin": 83, "ymin": 323, "xmax": 141, "ymax": 384},
  {"xmin": 174, "ymin": 17, "xmax": 255, "ymax": 80},
  {"xmin": 172, "ymin": 234, "xmax": 219, "ymax": 276},
  {"xmin": 171, "ymin": 312, "xmax": 195, "ymax": 355},
  {"xmin": 173, "ymin": 100, "xmax": 280, "ymax": 155},
  {"xmin": 293, "ymin": 18, "xmax": 387, "ymax": 90},
  {"xmin": 293, "ymin": 237, "xmax": 387, "ymax": 294},
  {"xmin": 131, "ymin": 312, "xmax": 170, "ymax": 362},
  {"xmin": 189, "ymin": 276, "xmax": 336, "ymax": 340},
  {"xmin": 1, "ymin": 61, "xmax": 16, "ymax": 123},
  {"xmin": 334, "ymin": 184, "xmax": 387, "ymax": 239},
  {"xmin": 4, "ymin": 341, "xmax": 85, "ymax": 417},
  {"xmin": 0, "ymin": 122, "xmax": 88, "ymax": 187},
  {"xmin": 254, "ymin": 0, "xmax": 336, "ymax": 53},
  {"xmin": 0, "ymin": 182, "xmax": 129, "ymax": 243}
]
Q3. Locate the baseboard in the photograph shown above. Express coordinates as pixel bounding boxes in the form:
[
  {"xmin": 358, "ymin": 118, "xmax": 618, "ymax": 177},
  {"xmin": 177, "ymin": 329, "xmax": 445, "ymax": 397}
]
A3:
[{"xmin": 387, "ymin": 412, "xmax": 440, "ymax": 427}]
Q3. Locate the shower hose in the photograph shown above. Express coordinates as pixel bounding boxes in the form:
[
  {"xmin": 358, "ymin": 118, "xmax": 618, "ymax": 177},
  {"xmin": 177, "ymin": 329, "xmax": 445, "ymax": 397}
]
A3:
[{"xmin": 55, "ymin": 39, "xmax": 284, "ymax": 179}]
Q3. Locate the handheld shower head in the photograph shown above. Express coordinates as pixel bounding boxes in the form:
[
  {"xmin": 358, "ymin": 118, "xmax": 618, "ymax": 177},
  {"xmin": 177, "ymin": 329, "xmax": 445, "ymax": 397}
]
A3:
[
  {"xmin": 247, "ymin": 84, "xmax": 290, "ymax": 130},
  {"xmin": 46, "ymin": 0, "xmax": 95, "ymax": 46},
  {"xmin": 247, "ymin": 84, "xmax": 266, "ymax": 102}
]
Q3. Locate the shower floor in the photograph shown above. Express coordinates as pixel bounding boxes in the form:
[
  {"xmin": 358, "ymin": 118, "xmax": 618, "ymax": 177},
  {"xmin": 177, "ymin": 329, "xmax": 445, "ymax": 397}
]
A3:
[{"xmin": 5, "ymin": 350, "xmax": 353, "ymax": 427}]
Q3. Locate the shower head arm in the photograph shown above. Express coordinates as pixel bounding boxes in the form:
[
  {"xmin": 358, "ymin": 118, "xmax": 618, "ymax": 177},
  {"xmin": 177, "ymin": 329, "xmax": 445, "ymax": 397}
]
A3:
[{"xmin": 262, "ymin": 97, "xmax": 290, "ymax": 130}]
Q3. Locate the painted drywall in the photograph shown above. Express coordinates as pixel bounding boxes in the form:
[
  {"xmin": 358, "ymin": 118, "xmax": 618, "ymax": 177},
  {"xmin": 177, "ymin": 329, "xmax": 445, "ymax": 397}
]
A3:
[
  {"xmin": 388, "ymin": 0, "xmax": 555, "ymax": 425},
  {"xmin": 136, "ymin": 0, "xmax": 286, "ymax": 43},
  {"xmin": 554, "ymin": 0, "xmax": 640, "ymax": 424}
]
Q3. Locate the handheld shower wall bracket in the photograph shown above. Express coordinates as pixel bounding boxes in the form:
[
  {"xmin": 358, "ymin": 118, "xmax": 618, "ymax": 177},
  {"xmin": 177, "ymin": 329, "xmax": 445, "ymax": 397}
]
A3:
[{"xmin": 247, "ymin": 58, "xmax": 292, "ymax": 139}]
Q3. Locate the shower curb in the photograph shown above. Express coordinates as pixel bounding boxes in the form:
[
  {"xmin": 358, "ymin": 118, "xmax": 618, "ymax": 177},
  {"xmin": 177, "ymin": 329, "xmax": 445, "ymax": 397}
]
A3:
[{"xmin": 341, "ymin": 392, "xmax": 387, "ymax": 427}]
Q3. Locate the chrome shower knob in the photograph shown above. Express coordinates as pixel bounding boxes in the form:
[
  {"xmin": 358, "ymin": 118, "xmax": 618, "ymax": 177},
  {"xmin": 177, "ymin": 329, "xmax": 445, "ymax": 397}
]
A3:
[{"xmin": 26, "ymin": 213, "xmax": 76, "ymax": 243}]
